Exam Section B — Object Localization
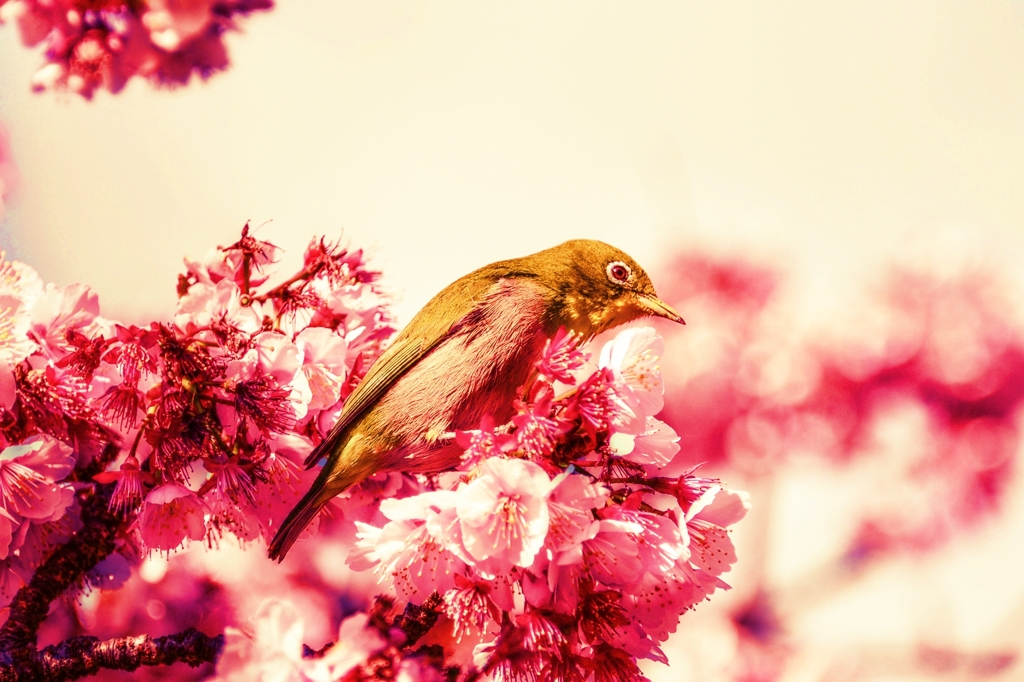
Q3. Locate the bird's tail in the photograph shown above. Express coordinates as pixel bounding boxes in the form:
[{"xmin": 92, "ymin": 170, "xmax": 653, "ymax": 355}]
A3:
[
  {"xmin": 268, "ymin": 454, "xmax": 374, "ymax": 561},
  {"xmin": 267, "ymin": 484, "xmax": 328, "ymax": 562}
]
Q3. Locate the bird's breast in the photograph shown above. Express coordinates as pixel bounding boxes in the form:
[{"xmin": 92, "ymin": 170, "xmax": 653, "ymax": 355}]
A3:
[{"xmin": 371, "ymin": 278, "xmax": 551, "ymax": 470}]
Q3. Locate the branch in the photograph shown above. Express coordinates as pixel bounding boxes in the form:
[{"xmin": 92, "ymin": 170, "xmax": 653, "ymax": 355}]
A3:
[
  {"xmin": 0, "ymin": 484, "xmax": 119, "ymax": 657},
  {"xmin": 393, "ymin": 592, "xmax": 444, "ymax": 646},
  {"xmin": 0, "ymin": 483, "xmax": 227, "ymax": 681},
  {"xmin": 25, "ymin": 629, "xmax": 222, "ymax": 682}
]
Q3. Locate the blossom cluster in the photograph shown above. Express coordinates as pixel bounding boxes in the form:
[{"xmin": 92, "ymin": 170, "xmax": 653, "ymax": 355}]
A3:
[
  {"xmin": 0, "ymin": 224, "xmax": 392, "ymax": 607},
  {"xmin": 0, "ymin": 0, "xmax": 273, "ymax": 98},
  {"xmin": 649, "ymin": 253, "xmax": 1024, "ymax": 681},
  {"xmin": 330, "ymin": 326, "xmax": 750, "ymax": 681},
  {"xmin": 0, "ymin": 227, "xmax": 749, "ymax": 681},
  {"xmin": 657, "ymin": 254, "xmax": 1024, "ymax": 553}
]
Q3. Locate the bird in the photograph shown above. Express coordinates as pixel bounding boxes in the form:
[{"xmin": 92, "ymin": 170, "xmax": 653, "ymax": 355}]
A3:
[{"xmin": 267, "ymin": 239, "xmax": 684, "ymax": 561}]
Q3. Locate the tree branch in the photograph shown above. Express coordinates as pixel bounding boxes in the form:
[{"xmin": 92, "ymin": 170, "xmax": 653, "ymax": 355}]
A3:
[
  {"xmin": 0, "ymin": 484, "xmax": 119, "ymax": 658},
  {"xmin": 0, "ymin": 629, "xmax": 223, "ymax": 682},
  {"xmin": 0, "ymin": 482, "xmax": 227, "ymax": 681}
]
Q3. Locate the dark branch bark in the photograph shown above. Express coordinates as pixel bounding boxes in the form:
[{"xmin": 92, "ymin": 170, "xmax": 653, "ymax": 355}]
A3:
[
  {"xmin": 0, "ymin": 482, "xmax": 225, "ymax": 681},
  {"xmin": 394, "ymin": 592, "xmax": 444, "ymax": 646},
  {"xmin": 67, "ymin": 441, "xmax": 122, "ymax": 483},
  {"xmin": 0, "ymin": 629, "xmax": 224, "ymax": 682},
  {"xmin": 0, "ymin": 484, "xmax": 118, "ymax": 658}
]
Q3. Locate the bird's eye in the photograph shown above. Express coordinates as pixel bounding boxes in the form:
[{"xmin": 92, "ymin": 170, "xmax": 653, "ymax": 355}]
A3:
[{"xmin": 606, "ymin": 261, "xmax": 632, "ymax": 285}]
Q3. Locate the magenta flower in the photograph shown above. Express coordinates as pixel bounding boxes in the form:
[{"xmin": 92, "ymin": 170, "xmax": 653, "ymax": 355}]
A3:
[
  {"xmin": 295, "ymin": 326, "xmax": 349, "ymax": 412},
  {"xmin": 0, "ymin": 435, "xmax": 75, "ymax": 522},
  {"xmin": 0, "ymin": 255, "xmax": 41, "ymax": 380},
  {"xmin": 351, "ymin": 490, "xmax": 466, "ymax": 601},
  {"xmin": 599, "ymin": 326, "xmax": 666, "ymax": 417},
  {"xmin": 455, "ymin": 416, "xmax": 511, "ymax": 467},
  {"xmin": 0, "ymin": 508, "xmax": 16, "ymax": 561},
  {"xmin": 608, "ymin": 416, "xmax": 681, "ymax": 468},
  {"xmin": 584, "ymin": 517, "xmax": 644, "ymax": 588},
  {"xmin": 511, "ymin": 394, "xmax": 563, "ymax": 459},
  {"xmin": 1, "ymin": 0, "xmax": 273, "ymax": 99},
  {"xmin": 138, "ymin": 483, "xmax": 207, "ymax": 552},
  {"xmin": 537, "ymin": 327, "xmax": 587, "ymax": 384},
  {"xmin": 0, "ymin": 123, "xmax": 15, "ymax": 219},
  {"xmin": 455, "ymin": 458, "xmax": 554, "ymax": 575},
  {"xmin": 93, "ymin": 454, "xmax": 150, "ymax": 515},
  {"xmin": 543, "ymin": 473, "xmax": 604, "ymax": 561},
  {"xmin": 573, "ymin": 367, "xmax": 633, "ymax": 436},
  {"xmin": 212, "ymin": 599, "xmax": 308, "ymax": 682},
  {"xmin": 683, "ymin": 485, "xmax": 750, "ymax": 577},
  {"xmin": 28, "ymin": 282, "xmax": 101, "ymax": 358}
]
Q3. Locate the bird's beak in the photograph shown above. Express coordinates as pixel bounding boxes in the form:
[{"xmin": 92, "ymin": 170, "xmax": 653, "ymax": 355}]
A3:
[{"xmin": 637, "ymin": 294, "xmax": 685, "ymax": 325}]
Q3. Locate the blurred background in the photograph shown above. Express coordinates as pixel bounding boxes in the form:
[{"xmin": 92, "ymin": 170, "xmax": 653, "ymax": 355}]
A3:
[{"xmin": 2, "ymin": 2, "xmax": 1024, "ymax": 680}]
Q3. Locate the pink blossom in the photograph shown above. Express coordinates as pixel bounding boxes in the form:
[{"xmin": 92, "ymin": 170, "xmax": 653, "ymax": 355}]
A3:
[
  {"xmin": 0, "ymin": 123, "xmax": 16, "ymax": 218},
  {"xmin": 590, "ymin": 644, "xmax": 652, "ymax": 682},
  {"xmin": 0, "ymin": 435, "xmax": 75, "ymax": 522},
  {"xmin": 608, "ymin": 416, "xmax": 680, "ymax": 468},
  {"xmin": 0, "ymin": 255, "xmax": 39, "ymax": 406},
  {"xmin": 295, "ymin": 327, "xmax": 349, "ymax": 412},
  {"xmin": 622, "ymin": 563, "xmax": 722, "ymax": 643},
  {"xmin": 606, "ymin": 504, "xmax": 689, "ymax": 579},
  {"xmin": 543, "ymin": 473, "xmax": 604, "ymax": 563},
  {"xmin": 0, "ymin": 254, "xmax": 43, "ymax": 307},
  {"xmin": 28, "ymin": 282, "xmax": 101, "ymax": 357},
  {"xmin": 511, "ymin": 395, "xmax": 562, "ymax": 459},
  {"xmin": 93, "ymin": 454, "xmax": 149, "ymax": 515},
  {"xmin": 573, "ymin": 367, "xmax": 634, "ymax": 436},
  {"xmin": 455, "ymin": 416, "xmax": 510, "ymax": 467},
  {"xmin": 212, "ymin": 599, "xmax": 308, "ymax": 682},
  {"xmin": 250, "ymin": 434, "xmax": 321, "ymax": 539},
  {"xmin": 537, "ymin": 327, "xmax": 587, "ymax": 384},
  {"xmin": 175, "ymin": 279, "xmax": 264, "ymax": 333},
  {"xmin": 138, "ymin": 483, "xmax": 207, "ymax": 552},
  {"xmin": 318, "ymin": 611, "xmax": 390, "ymax": 679},
  {"xmin": 214, "ymin": 599, "xmax": 390, "ymax": 682},
  {"xmin": 0, "ymin": 508, "xmax": 16, "ymax": 561},
  {"xmin": 455, "ymin": 458, "xmax": 555, "ymax": 574},
  {"xmin": 0, "ymin": 269, "xmax": 38, "ymax": 370},
  {"xmin": 599, "ymin": 326, "xmax": 665, "ymax": 417},
  {"xmin": 444, "ymin": 576, "xmax": 503, "ymax": 643},
  {"xmin": 683, "ymin": 486, "xmax": 750, "ymax": 577},
  {"xmin": 584, "ymin": 517, "xmax": 644, "ymax": 587},
  {"xmin": 1, "ymin": 0, "xmax": 273, "ymax": 99},
  {"xmin": 350, "ymin": 490, "xmax": 465, "ymax": 600}
]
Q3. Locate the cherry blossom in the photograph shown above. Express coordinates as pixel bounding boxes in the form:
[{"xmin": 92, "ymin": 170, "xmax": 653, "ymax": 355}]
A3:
[
  {"xmin": 346, "ymin": 323, "xmax": 749, "ymax": 679},
  {"xmin": 456, "ymin": 457, "xmax": 555, "ymax": 574},
  {"xmin": 212, "ymin": 599, "xmax": 390, "ymax": 682},
  {"xmin": 0, "ymin": 434, "xmax": 75, "ymax": 523},
  {"xmin": 0, "ymin": 0, "xmax": 274, "ymax": 98},
  {"xmin": 351, "ymin": 490, "xmax": 465, "ymax": 601},
  {"xmin": 138, "ymin": 483, "xmax": 207, "ymax": 552},
  {"xmin": 0, "ymin": 230, "xmax": 756, "ymax": 681}
]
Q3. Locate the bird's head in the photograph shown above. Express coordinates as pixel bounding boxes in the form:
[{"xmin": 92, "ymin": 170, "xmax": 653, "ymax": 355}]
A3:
[{"xmin": 522, "ymin": 239, "xmax": 684, "ymax": 337}]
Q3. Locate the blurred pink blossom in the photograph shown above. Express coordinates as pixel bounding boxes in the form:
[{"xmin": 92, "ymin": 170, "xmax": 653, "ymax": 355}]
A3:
[
  {"xmin": 0, "ymin": 0, "xmax": 273, "ymax": 98},
  {"xmin": 212, "ymin": 599, "xmax": 388, "ymax": 682}
]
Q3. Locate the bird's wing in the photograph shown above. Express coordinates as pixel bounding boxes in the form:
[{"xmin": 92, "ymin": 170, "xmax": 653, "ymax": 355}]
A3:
[{"xmin": 302, "ymin": 267, "xmax": 519, "ymax": 469}]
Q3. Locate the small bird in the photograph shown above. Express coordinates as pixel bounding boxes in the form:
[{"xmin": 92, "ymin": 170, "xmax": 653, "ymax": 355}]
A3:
[{"xmin": 268, "ymin": 239, "xmax": 683, "ymax": 561}]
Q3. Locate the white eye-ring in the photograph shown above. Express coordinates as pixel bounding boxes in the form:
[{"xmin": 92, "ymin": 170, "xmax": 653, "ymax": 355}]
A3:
[{"xmin": 606, "ymin": 261, "xmax": 632, "ymax": 285}]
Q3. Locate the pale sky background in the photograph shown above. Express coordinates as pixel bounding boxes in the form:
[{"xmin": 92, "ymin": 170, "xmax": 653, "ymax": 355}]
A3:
[
  {"xmin": 2, "ymin": 1, "xmax": 1023, "ymax": 326},
  {"xmin": 2, "ymin": 2, "xmax": 1024, "ymax": 679}
]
